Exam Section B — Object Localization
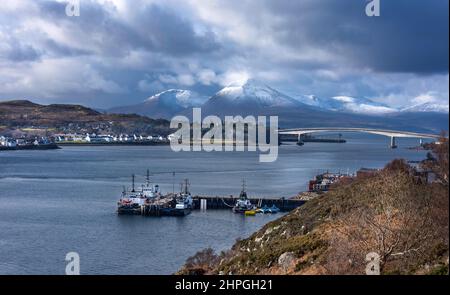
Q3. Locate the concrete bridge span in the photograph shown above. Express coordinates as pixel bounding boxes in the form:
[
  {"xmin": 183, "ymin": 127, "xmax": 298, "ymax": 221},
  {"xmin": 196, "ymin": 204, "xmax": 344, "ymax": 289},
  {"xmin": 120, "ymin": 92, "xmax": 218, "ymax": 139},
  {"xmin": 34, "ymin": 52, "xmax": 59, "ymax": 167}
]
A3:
[{"xmin": 278, "ymin": 127, "xmax": 441, "ymax": 148}]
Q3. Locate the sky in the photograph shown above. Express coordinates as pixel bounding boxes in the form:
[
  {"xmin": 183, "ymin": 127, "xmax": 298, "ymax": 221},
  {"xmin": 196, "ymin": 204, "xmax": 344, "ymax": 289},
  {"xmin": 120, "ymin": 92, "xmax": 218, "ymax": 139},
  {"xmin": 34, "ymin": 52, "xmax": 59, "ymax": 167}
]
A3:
[{"xmin": 0, "ymin": 0, "xmax": 448, "ymax": 109}]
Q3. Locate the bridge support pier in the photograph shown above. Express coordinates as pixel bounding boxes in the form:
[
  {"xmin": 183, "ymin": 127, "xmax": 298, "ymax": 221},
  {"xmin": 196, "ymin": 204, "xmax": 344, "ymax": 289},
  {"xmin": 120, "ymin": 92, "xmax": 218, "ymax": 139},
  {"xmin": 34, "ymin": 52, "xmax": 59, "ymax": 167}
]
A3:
[
  {"xmin": 297, "ymin": 134, "xmax": 304, "ymax": 146},
  {"xmin": 390, "ymin": 136, "xmax": 398, "ymax": 149}
]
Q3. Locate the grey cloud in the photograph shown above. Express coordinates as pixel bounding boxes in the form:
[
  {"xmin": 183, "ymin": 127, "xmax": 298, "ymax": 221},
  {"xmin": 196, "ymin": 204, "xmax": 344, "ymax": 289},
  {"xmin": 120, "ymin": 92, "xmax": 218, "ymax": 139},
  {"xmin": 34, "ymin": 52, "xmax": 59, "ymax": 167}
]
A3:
[
  {"xmin": 264, "ymin": 0, "xmax": 449, "ymax": 74},
  {"xmin": 44, "ymin": 39, "xmax": 92, "ymax": 57},
  {"xmin": 133, "ymin": 5, "xmax": 220, "ymax": 56},
  {"xmin": 6, "ymin": 42, "xmax": 40, "ymax": 62},
  {"xmin": 36, "ymin": 0, "xmax": 221, "ymax": 58},
  {"xmin": 0, "ymin": 0, "xmax": 448, "ymax": 109}
]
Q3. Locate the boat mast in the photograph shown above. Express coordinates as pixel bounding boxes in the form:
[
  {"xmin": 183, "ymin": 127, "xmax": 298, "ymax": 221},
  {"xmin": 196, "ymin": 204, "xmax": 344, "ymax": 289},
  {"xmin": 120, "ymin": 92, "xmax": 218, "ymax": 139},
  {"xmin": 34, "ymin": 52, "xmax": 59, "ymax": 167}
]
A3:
[
  {"xmin": 131, "ymin": 174, "xmax": 135, "ymax": 192},
  {"xmin": 182, "ymin": 179, "xmax": 190, "ymax": 194},
  {"xmin": 240, "ymin": 179, "xmax": 247, "ymax": 199},
  {"xmin": 146, "ymin": 169, "xmax": 150, "ymax": 187},
  {"xmin": 172, "ymin": 171, "xmax": 175, "ymax": 195}
]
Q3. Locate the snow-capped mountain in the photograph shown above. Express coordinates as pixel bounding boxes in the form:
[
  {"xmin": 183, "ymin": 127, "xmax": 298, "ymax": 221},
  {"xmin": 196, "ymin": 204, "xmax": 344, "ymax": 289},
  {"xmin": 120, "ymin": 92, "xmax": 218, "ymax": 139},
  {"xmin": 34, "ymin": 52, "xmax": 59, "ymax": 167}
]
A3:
[
  {"xmin": 200, "ymin": 79, "xmax": 310, "ymax": 117},
  {"xmin": 212, "ymin": 79, "xmax": 302, "ymax": 107},
  {"xmin": 296, "ymin": 95, "xmax": 397, "ymax": 115},
  {"xmin": 401, "ymin": 102, "xmax": 449, "ymax": 113},
  {"xmin": 109, "ymin": 89, "xmax": 201, "ymax": 119},
  {"xmin": 108, "ymin": 80, "xmax": 448, "ymax": 132}
]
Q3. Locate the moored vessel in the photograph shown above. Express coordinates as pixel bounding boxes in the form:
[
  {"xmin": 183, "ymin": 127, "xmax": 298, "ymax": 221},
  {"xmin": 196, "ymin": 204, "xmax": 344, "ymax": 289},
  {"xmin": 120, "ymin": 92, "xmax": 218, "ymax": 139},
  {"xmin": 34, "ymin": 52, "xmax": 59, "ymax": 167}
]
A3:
[
  {"xmin": 232, "ymin": 180, "xmax": 256, "ymax": 213},
  {"xmin": 117, "ymin": 171, "xmax": 162, "ymax": 214},
  {"xmin": 173, "ymin": 179, "xmax": 193, "ymax": 216}
]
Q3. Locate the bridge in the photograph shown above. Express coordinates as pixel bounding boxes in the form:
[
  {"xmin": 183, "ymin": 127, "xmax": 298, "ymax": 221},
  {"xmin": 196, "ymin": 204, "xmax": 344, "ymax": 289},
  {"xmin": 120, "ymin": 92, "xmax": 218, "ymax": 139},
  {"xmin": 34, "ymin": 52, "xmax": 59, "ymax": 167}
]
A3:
[{"xmin": 278, "ymin": 127, "xmax": 442, "ymax": 148}]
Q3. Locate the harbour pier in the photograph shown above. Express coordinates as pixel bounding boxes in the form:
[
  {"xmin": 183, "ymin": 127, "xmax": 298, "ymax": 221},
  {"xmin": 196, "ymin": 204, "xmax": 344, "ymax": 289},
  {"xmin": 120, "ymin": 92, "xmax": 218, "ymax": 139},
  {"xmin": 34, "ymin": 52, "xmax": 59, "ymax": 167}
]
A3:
[
  {"xmin": 118, "ymin": 195, "xmax": 304, "ymax": 216},
  {"xmin": 117, "ymin": 173, "xmax": 305, "ymax": 217}
]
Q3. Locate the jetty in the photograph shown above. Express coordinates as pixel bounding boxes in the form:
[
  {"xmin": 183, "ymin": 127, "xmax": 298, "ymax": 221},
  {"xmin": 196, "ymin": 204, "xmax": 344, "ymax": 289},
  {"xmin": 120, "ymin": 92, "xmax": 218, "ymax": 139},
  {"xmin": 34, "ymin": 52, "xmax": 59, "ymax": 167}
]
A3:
[
  {"xmin": 117, "ymin": 173, "xmax": 305, "ymax": 217},
  {"xmin": 119, "ymin": 195, "xmax": 304, "ymax": 216}
]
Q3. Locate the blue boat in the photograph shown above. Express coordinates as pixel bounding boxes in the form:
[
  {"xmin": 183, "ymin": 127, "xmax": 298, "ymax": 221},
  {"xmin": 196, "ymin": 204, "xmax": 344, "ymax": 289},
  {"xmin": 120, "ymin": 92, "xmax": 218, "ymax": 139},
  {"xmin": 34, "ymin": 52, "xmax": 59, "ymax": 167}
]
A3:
[
  {"xmin": 256, "ymin": 205, "xmax": 280, "ymax": 214},
  {"xmin": 268, "ymin": 205, "xmax": 280, "ymax": 213},
  {"xmin": 257, "ymin": 205, "xmax": 271, "ymax": 214}
]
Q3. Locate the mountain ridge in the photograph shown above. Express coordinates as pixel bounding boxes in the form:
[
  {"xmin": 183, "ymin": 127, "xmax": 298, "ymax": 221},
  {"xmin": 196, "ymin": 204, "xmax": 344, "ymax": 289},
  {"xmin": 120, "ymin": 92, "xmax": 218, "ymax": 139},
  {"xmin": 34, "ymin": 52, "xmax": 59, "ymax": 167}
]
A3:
[{"xmin": 3, "ymin": 80, "xmax": 447, "ymax": 135}]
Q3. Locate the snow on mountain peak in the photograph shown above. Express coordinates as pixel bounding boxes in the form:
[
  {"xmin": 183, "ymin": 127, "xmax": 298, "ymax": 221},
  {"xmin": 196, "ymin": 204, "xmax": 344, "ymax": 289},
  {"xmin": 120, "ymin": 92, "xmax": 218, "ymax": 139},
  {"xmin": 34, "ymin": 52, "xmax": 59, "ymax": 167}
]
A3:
[
  {"xmin": 401, "ymin": 102, "xmax": 449, "ymax": 113},
  {"xmin": 214, "ymin": 79, "xmax": 300, "ymax": 107},
  {"xmin": 345, "ymin": 103, "xmax": 397, "ymax": 114},
  {"xmin": 296, "ymin": 94, "xmax": 397, "ymax": 115},
  {"xmin": 145, "ymin": 89, "xmax": 194, "ymax": 108}
]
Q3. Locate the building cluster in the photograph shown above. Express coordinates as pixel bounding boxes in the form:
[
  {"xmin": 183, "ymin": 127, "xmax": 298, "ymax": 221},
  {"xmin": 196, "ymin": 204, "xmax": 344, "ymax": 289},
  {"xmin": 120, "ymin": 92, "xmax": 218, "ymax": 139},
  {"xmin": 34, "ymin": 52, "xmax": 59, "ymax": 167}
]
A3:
[
  {"xmin": 54, "ymin": 133, "xmax": 168, "ymax": 143},
  {"xmin": 0, "ymin": 136, "xmax": 53, "ymax": 148},
  {"xmin": 0, "ymin": 136, "xmax": 16, "ymax": 147},
  {"xmin": 308, "ymin": 164, "xmax": 438, "ymax": 193},
  {"xmin": 308, "ymin": 171, "xmax": 356, "ymax": 192}
]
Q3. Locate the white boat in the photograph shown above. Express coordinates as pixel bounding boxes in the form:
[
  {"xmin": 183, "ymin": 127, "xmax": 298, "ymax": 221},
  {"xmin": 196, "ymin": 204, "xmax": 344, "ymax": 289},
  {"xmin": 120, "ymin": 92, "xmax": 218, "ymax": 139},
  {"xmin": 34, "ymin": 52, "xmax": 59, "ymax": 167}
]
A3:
[{"xmin": 140, "ymin": 170, "xmax": 161, "ymax": 199}]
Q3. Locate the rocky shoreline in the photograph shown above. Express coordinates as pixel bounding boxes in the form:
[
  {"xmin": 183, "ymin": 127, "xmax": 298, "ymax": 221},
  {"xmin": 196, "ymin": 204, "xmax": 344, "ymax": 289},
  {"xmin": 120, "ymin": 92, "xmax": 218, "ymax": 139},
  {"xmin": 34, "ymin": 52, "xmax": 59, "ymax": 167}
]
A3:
[{"xmin": 177, "ymin": 140, "xmax": 449, "ymax": 275}]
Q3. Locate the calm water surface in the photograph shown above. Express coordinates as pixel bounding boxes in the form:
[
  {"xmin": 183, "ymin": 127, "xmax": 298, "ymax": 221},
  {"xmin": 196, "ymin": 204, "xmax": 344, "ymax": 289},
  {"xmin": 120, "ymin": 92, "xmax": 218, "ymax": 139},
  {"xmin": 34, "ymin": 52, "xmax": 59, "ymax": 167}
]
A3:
[{"xmin": 0, "ymin": 134, "xmax": 428, "ymax": 274}]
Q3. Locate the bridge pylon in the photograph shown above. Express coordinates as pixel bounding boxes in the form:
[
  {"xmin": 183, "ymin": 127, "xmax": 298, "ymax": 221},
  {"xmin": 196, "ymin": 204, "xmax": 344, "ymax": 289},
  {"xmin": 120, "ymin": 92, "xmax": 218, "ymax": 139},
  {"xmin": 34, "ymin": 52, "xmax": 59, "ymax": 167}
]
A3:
[
  {"xmin": 297, "ymin": 134, "xmax": 304, "ymax": 146},
  {"xmin": 390, "ymin": 136, "xmax": 398, "ymax": 149}
]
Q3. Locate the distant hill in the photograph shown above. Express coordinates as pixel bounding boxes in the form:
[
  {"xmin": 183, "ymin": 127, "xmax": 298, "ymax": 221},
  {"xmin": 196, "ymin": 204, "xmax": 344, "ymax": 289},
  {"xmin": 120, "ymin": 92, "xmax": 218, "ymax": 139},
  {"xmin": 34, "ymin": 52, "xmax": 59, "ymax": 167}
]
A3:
[{"xmin": 0, "ymin": 100, "xmax": 171, "ymax": 136}]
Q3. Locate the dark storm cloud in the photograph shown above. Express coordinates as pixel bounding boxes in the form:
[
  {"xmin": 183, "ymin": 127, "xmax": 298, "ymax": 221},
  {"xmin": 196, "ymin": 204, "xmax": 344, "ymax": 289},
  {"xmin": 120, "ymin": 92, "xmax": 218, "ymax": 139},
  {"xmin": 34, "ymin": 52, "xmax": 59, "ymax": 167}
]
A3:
[
  {"xmin": 35, "ymin": 0, "xmax": 220, "ymax": 58},
  {"xmin": 265, "ymin": 0, "xmax": 449, "ymax": 74},
  {"xmin": 133, "ymin": 5, "xmax": 220, "ymax": 56}
]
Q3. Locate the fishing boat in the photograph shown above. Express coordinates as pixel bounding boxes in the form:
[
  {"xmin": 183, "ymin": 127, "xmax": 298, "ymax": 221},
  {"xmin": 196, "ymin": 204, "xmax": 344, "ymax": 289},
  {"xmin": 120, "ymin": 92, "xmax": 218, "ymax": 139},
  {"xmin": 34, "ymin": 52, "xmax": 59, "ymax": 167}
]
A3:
[
  {"xmin": 232, "ymin": 180, "xmax": 256, "ymax": 213},
  {"xmin": 117, "ymin": 193, "xmax": 141, "ymax": 215},
  {"xmin": 117, "ymin": 171, "xmax": 161, "ymax": 215}
]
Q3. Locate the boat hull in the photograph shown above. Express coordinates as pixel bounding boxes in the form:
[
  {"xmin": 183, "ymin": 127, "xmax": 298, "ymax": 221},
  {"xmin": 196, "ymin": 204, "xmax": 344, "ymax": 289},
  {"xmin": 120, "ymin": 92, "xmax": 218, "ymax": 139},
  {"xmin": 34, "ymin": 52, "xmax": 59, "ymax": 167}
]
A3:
[
  {"xmin": 160, "ymin": 207, "xmax": 191, "ymax": 217},
  {"xmin": 233, "ymin": 207, "xmax": 253, "ymax": 214},
  {"xmin": 117, "ymin": 205, "xmax": 141, "ymax": 215}
]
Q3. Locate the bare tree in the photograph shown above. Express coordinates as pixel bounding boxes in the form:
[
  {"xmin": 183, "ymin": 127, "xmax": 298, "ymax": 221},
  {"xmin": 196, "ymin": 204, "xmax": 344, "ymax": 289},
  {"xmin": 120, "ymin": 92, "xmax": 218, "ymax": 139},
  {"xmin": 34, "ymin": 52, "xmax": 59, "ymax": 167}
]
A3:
[
  {"xmin": 328, "ymin": 170, "xmax": 439, "ymax": 274},
  {"xmin": 182, "ymin": 248, "xmax": 220, "ymax": 274}
]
